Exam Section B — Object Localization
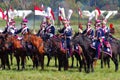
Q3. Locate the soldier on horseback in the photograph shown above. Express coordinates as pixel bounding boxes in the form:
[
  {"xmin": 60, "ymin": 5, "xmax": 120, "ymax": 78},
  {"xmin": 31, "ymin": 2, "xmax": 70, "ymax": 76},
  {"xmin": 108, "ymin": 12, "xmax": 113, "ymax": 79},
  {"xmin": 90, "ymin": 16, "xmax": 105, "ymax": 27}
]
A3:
[
  {"xmin": 2, "ymin": 19, "xmax": 17, "ymax": 35},
  {"xmin": 78, "ymin": 23, "xmax": 83, "ymax": 33},
  {"xmin": 82, "ymin": 22, "xmax": 94, "ymax": 39},
  {"xmin": 93, "ymin": 20, "xmax": 105, "ymax": 59},
  {"xmin": 101, "ymin": 20, "xmax": 110, "ymax": 40},
  {"xmin": 15, "ymin": 18, "xmax": 30, "ymax": 35},
  {"xmin": 59, "ymin": 19, "xmax": 73, "ymax": 57},
  {"xmin": 37, "ymin": 20, "xmax": 46, "ymax": 37},
  {"xmin": 44, "ymin": 16, "xmax": 55, "ymax": 39}
]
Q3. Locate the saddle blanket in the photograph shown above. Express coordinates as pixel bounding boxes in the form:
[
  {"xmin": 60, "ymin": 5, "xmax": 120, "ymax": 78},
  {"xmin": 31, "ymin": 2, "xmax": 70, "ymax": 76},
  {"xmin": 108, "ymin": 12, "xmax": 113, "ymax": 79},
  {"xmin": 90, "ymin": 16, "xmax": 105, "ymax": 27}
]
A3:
[{"xmin": 91, "ymin": 42, "xmax": 112, "ymax": 57}]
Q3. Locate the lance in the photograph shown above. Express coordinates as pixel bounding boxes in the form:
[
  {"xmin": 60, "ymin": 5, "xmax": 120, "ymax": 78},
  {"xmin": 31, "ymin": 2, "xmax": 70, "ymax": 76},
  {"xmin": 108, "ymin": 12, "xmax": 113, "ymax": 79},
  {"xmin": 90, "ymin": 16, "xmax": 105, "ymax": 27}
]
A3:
[
  {"xmin": 3, "ymin": 0, "xmax": 12, "ymax": 26},
  {"xmin": 33, "ymin": 0, "xmax": 36, "ymax": 34}
]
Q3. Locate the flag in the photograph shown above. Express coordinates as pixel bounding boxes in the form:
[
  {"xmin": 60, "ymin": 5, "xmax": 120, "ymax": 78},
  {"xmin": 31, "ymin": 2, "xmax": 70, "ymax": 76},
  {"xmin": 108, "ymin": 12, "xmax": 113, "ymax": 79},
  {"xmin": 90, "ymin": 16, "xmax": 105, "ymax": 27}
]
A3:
[
  {"xmin": 41, "ymin": 4, "xmax": 44, "ymax": 10},
  {"xmin": 0, "ymin": 8, "xmax": 8, "ymax": 21},
  {"xmin": 3, "ymin": 13, "xmax": 8, "ymax": 21},
  {"xmin": 0, "ymin": 8, "xmax": 4, "ymax": 19},
  {"xmin": 46, "ymin": 7, "xmax": 55, "ymax": 20},
  {"xmin": 8, "ymin": 6, "xmax": 15, "ymax": 19},
  {"xmin": 78, "ymin": 8, "xmax": 82, "ymax": 18},
  {"xmin": 95, "ymin": 7, "xmax": 101, "ymax": 17},
  {"xmin": 95, "ymin": 7, "xmax": 101, "ymax": 20},
  {"xmin": 51, "ymin": 9, "xmax": 55, "ymax": 20},
  {"xmin": 34, "ymin": 6, "xmax": 46, "ymax": 16},
  {"xmin": 58, "ymin": 7, "xmax": 66, "ymax": 21},
  {"xmin": 58, "ymin": 6, "xmax": 63, "ymax": 21}
]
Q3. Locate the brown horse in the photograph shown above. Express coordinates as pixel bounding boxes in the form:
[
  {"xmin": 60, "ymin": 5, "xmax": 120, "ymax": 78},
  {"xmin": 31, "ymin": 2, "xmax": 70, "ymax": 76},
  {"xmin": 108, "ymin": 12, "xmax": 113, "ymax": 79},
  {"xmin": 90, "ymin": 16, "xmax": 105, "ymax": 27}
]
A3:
[
  {"xmin": 70, "ymin": 43, "xmax": 86, "ymax": 72},
  {"xmin": 0, "ymin": 33, "xmax": 11, "ymax": 70},
  {"xmin": 4, "ymin": 34, "xmax": 27, "ymax": 70},
  {"xmin": 44, "ymin": 34, "xmax": 69, "ymax": 71},
  {"xmin": 23, "ymin": 33, "xmax": 45, "ymax": 70}
]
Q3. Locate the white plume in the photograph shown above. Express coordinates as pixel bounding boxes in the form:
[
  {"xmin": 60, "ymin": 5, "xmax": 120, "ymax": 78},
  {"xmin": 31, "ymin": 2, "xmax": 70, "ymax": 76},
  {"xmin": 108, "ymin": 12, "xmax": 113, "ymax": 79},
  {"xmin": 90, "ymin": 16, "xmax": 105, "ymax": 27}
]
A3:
[{"xmin": 67, "ymin": 9, "xmax": 73, "ymax": 20}]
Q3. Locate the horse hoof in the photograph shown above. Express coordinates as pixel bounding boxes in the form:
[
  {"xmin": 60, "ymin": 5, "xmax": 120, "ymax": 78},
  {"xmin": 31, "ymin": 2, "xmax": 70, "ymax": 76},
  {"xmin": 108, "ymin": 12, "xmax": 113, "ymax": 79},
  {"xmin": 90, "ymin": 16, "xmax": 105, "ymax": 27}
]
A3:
[
  {"xmin": 115, "ymin": 68, "xmax": 118, "ymax": 72},
  {"xmin": 58, "ymin": 69, "xmax": 61, "ymax": 71},
  {"xmin": 79, "ymin": 68, "xmax": 82, "ymax": 72},
  {"xmin": 46, "ymin": 64, "xmax": 49, "ymax": 67},
  {"xmin": 70, "ymin": 66, "xmax": 73, "ymax": 68},
  {"xmin": 8, "ymin": 67, "xmax": 11, "ymax": 70},
  {"xmin": 86, "ymin": 70, "xmax": 90, "ymax": 73},
  {"xmin": 91, "ymin": 69, "xmax": 94, "ymax": 72}
]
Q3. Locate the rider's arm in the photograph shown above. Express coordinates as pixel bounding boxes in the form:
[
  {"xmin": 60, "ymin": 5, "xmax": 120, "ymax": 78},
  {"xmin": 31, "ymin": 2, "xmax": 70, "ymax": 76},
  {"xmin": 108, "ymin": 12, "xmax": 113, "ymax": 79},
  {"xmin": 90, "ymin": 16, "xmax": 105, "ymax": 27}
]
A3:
[
  {"xmin": 2, "ymin": 27, "xmax": 8, "ymax": 34},
  {"xmin": 82, "ymin": 29, "xmax": 87, "ymax": 35},
  {"xmin": 15, "ymin": 28, "xmax": 22, "ymax": 34}
]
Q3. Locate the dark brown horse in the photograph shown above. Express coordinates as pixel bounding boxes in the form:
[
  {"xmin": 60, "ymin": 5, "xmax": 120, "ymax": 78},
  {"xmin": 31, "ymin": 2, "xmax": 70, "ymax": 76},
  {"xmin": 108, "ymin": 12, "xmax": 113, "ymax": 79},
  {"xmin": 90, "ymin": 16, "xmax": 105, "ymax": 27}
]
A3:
[
  {"xmin": 23, "ymin": 33, "xmax": 45, "ymax": 70},
  {"xmin": 4, "ymin": 34, "xmax": 27, "ymax": 70},
  {"xmin": 70, "ymin": 43, "xmax": 86, "ymax": 72},
  {"xmin": 101, "ymin": 36, "xmax": 120, "ymax": 69},
  {"xmin": 43, "ymin": 34, "xmax": 69, "ymax": 71},
  {"xmin": 72, "ymin": 32, "xmax": 119, "ymax": 72},
  {"xmin": 0, "ymin": 33, "xmax": 11, "ymax": 69}
]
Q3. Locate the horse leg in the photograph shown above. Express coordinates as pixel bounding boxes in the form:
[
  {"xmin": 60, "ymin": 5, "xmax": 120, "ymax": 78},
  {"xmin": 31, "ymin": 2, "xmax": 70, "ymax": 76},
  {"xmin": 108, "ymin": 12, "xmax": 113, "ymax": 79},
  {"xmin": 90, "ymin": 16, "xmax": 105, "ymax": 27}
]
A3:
[
  {"xmin": 76, "ymin": 58, "xmax": 79, "ymax": 67},
  {"xmin": 107, "ymin": 57, "xmax": 110, "ymax": 68},
  {"xmin": 71, "ymin": 55, "xmax": 74, "ymax": 68},
  {"xmin": 1, "ymin": 55, "xmax": 5, "ymax": 70},
  {"xmin": 111, "ymin": 55, "xmax": 118, "ymax": 72},
  {"xmin": 58, "ymin": 54, "xmax": 62, "ymax": 71},
  {"xmin": 64, "ymin": 54, "xmax": 68, "ymax": 71},
  {"xmin": 35, "ymin": 55, "xmax": 39, "ymax": 69},
  {"xmin": 90, "ymin": 59, "xmax": 94, "ymax": 72},
  {"xmin": 46, "ymin": 54, "xmax": 51, "ymax": 66},
  {"xmin": 31, "ymin": 54, "xmax": 38, "ymax": 69},
  {"xmin": 55, "ymin": 55, "xmax": 57, "ymax": 67},
  {"xmin": 75, "ymin": 54, "xmax": 82, "ymax": 72},
  {"xmin": 30, "ymin": 55, "xmax": 35, "ymax": 69},
  {"xmin": 119, "ymin": 53, "xmax": 120, "ymax": 62},
  {"xmin": 15, "ymin": 56, "xmax": 20, "ymax": 70},
  {"xmin": 21, "ymin": 56, "xmax": 26, "ymax": 70},
  {"xmin": 86, "ymin": 59, "xmax": 91, "ymax": 73},
  {"xmin": 101, "ymin": 57, "xmax": 104, "ymax": 68},
  {"xmin": 10, "ymin": 54, "xmax": 13, "ymax": 65},
  {"xmin": 39, "ymin": 54, "xmax": 44, "ymax": 70},
  {"xmin": 6, "ymin": 54, "xmax": 10, "ymax": 70}
]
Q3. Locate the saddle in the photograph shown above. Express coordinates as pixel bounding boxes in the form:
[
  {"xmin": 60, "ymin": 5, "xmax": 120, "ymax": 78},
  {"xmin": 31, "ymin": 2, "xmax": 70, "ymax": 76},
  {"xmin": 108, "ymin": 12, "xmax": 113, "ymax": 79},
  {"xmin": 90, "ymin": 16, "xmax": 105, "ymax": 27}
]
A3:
[
  {"xmin": 60, "ymin": 41, "xmax": 67, "ymax": 53},
  {"xmin": 91, "ymin": 41, "xmax": 112, "ymax": 57}
]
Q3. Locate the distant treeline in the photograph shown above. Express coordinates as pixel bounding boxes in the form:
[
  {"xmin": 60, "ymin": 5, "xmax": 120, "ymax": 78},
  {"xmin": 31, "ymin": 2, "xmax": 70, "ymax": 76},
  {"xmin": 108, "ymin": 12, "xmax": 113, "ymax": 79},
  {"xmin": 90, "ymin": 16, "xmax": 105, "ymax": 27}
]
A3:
[{"xmin": 0, "ymin": 0, "xmax": 119, "ymax": 11}]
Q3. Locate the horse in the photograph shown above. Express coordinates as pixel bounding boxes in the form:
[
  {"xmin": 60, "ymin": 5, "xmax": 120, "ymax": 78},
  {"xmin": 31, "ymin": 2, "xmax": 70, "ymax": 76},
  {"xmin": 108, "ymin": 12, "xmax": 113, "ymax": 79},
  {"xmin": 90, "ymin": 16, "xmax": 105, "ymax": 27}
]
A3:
[
  {"xmin": 43, "ymin": 34, "xmax": 69, "ymax": 71},
  {"xmin": 70, "ymin": 43, "xmax": 86, "ymax": 72},
  {"xmin": 39, "ymin": 33, "xmax": 58, "ymax": 67},
  {"xmin": 4, "ymin": 34, "xmax": 27, "ymax": 70},
  {"xmin": 0, "ymin": 33, "xmax": 11, "ymax": 70},
  {"xmin": 72, "ymin": 32, "xmax": 119, "ymax": 72},
  {"xmin": 100, "ymin": 35, "xmax": 120, "ymax": 69},
  {"xmin": 23, "ymin": 32, "xmax": 45, "ymax": 70},
  {"xmin": 44, "ymin": 39, "xmax": 58, "ymax": 67}
]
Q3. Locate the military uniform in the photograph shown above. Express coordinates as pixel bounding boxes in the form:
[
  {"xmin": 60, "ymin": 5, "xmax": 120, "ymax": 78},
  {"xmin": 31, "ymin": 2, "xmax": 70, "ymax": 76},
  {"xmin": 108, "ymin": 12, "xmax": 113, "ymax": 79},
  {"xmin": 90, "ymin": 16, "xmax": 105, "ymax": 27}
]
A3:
[
  {"xmin": 3, "ymin": 20, "xmax": 16, "ymax": 35},
  {"xmin": 44, "ymin": 17, "xmax": 55, "ymax": 39},
  {"xmin": 45, "ymin": 24, "xmax": 55, "ymax": 38},
  {"xmin": 60, "ymin": 20, "xmax": 73, "ymax": 57},
  {"xmin": 82, "ymin": 22, "xmax": 94, "ymax": 39},
  {"xmin": 93, "ymin": 21, "xmax": 105, "ymax": 59},
  {"xmin": 15, "ymin": 18, "xmax": 29, "ymax": 35}
]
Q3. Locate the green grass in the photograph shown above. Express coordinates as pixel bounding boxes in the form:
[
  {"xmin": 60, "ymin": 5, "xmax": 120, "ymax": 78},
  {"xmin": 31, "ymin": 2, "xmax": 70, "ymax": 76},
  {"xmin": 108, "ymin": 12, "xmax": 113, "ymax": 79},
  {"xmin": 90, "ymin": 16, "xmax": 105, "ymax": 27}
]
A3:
[{"xmin": 0, "ymin": 56, "xmax": 120, "ymax": 80}]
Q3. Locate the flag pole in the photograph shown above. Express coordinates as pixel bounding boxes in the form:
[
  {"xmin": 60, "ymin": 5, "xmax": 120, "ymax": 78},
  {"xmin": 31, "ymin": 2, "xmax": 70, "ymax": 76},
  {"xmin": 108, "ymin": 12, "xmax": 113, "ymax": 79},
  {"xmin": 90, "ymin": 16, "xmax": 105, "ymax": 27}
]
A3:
[
  {"xmin": 3, "ymin": 1, "xmax": 10, "ymax": 26},
  {"xmin": 78, "ymin": 8, "xmax": 80, "ymax": 26},
  {"xmin": 33, "ymin": 1, "xmax": 36, "ymax": 34}
]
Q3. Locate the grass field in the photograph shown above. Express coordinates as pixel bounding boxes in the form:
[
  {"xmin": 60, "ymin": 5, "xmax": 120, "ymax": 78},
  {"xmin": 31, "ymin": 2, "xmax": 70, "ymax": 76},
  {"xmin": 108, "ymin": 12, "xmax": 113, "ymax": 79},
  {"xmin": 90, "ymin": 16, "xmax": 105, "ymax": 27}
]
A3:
[{"xmin": 0, "ymin": 56, "xmax": 120, "ymax": 80}]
